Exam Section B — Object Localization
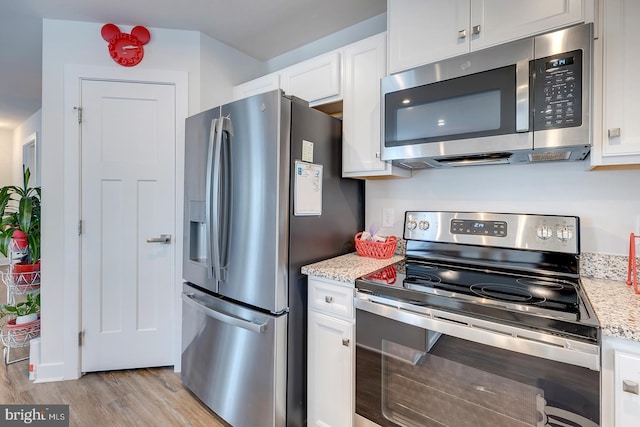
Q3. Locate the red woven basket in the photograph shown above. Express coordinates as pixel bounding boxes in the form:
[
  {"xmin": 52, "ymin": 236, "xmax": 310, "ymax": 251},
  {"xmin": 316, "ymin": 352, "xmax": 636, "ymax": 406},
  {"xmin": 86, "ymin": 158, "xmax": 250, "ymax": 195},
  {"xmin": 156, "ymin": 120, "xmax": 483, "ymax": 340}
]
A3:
[{"xmin": 354, "ymin": 232, "xmax": 397, "ymax": 259}]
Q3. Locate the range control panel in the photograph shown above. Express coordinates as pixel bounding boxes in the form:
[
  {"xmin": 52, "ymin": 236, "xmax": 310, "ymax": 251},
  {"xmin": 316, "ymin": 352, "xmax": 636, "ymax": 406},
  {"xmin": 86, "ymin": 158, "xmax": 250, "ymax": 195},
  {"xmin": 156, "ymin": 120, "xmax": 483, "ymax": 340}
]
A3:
[
  {"xmin": 404, "ymin": 211, "xmax": 579, "ymax": 254},
  {"xmin": 450, "ymin": 219, "xmax": 507, "ymax": 237}
]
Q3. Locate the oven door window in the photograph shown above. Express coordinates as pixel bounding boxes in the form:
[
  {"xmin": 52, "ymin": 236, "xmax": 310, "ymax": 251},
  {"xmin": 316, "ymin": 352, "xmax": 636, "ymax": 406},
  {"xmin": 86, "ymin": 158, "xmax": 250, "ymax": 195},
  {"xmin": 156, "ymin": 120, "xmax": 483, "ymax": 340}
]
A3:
[
  {"xmin": 355, "ymin": 310, "xmax": 600, "ymax": 427},
  {"xmin": 384, "ymin": 66, "xmax": 516, "ymax": 147}
]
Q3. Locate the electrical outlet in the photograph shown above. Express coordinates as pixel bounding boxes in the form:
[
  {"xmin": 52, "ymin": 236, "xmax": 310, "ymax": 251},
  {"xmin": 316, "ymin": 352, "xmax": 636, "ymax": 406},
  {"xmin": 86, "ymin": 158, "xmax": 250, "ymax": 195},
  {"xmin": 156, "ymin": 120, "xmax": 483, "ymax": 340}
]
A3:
[{"xmin": 382, "ymin": 208, "xmax": 394, "ymax": 228}]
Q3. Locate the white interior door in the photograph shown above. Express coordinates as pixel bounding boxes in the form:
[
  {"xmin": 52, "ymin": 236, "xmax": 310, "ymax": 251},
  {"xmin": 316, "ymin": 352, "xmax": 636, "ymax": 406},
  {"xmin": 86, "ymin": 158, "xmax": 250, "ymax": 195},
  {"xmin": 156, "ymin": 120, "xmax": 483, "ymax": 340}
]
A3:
[{"xmin": 80, "ymin": 79, "xmax": 176, "ymax": 372}]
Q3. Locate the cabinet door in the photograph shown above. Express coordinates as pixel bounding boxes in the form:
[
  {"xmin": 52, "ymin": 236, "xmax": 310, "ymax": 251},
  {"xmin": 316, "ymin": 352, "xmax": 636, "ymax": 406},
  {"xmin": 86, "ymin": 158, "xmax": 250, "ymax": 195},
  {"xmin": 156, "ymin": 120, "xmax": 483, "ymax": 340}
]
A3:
[
  {"xmin": 342, "ymin": 34, "xmax": 411, "ymax": 179},
  {"xmin": 615, "ymin": 350, "xmax": 640, "ymax": 426},
  {"xmin": 470, "ymin": 0, "xmax": 584, "ymax": 51},
  {"xmin": 232, "ymin": 73, "xmax": 280, "ymax": 101},
  {"xmin": 600, "ymin": 0, "xmax": 640, "ymax": 159},
  {"xmin": 308, "ymin": 310, "xmax": 354, "ymax": 427},
  {"xmin": 280, "ymin": 52, "xmax": 341, "ymax": 105},
  {"xmin": 387, "ymin": 0, "xmax": 469, "ymax": 74}
]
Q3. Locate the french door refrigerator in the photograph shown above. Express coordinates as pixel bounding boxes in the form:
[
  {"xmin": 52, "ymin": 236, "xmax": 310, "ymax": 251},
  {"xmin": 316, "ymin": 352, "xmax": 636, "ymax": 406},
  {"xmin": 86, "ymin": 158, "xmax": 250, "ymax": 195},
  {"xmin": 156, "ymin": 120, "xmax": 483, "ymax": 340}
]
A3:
[{"xmin": 181, "ymin": 90, "xmax": 364, "ymax": 427}]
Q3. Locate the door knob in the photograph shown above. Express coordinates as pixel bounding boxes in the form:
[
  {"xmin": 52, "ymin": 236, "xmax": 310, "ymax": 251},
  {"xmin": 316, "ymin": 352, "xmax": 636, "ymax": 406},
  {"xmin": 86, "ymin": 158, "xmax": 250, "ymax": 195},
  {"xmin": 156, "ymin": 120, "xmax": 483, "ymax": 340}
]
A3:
[{"xmin": 147, "ymin": 234, "xmax": 171, "ymax": 244}]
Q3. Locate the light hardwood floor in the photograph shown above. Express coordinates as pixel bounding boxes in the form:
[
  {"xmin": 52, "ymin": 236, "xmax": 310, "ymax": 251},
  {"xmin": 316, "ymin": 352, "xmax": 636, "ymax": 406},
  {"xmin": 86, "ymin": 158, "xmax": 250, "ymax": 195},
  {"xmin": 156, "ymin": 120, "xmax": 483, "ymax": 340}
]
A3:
[
  {"xmin": 0, "ymin": 265, "xmax": 228, "ymax": 426},
  {"xmin": 0, "ymin": 362, "xmax": 230, "ymax": 426}
]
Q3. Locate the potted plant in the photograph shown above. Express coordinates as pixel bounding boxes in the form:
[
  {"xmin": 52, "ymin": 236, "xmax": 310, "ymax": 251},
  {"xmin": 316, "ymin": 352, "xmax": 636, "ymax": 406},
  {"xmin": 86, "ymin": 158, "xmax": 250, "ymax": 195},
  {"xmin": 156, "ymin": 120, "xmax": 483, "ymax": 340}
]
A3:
[
  {"xmin": 0, "ymin": 292, "xmax": 40, "ymax": 345},
  {"xmin": 0, "ymin": 167, "xmax": 41, "ymax": 283}
]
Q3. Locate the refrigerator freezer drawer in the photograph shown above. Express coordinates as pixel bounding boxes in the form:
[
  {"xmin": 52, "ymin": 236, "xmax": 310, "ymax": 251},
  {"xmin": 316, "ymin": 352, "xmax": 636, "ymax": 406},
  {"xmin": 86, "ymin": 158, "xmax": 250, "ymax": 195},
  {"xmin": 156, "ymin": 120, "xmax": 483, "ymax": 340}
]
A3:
[{"xmin": 181, "ymin": 284, "xmax": 287, "ymax": 427}]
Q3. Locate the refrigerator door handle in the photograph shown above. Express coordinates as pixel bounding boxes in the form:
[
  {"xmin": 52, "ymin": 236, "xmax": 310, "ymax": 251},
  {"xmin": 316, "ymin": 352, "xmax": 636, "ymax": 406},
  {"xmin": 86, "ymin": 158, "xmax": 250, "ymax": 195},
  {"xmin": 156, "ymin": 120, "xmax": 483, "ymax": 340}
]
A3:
[
  {"xmin": 182, "ymin": 292, "xmax": 267, "ymax": 333},
  {"xmin": 205, "ymin": 118, "xmax": 218, "ymax": 280},
  {"xmin": 218, "ymin": 116, "xmax": 233, "ymax": 281},
  {"xmin": 211, "ymin": 116, "xmax": 225, "ymax": 282}
]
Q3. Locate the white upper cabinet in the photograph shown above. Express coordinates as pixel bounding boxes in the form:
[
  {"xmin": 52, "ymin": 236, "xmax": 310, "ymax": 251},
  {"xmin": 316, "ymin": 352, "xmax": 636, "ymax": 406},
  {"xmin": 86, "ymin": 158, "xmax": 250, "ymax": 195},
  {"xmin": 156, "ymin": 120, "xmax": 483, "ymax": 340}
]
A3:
[
  {"xmin": 232, "ymin": 52, "xmax": 341, "ymax": 106},
  {"xmin": 388, "ymin": 0, "xmax": 469, "ymax": 74},
  {"xmin": 232, "ymin": 73, "xmax": 280, "ymax": 101},
  {"xmin": 280, "ymin": 51, "xmax": 342, "ymax": 106},
  {"xmin": 591, "ymin": 0, "xmax": 640, "ymax": 166},
  {"xmin": 388, "ymin": 0, "xmax": 587, "ymax": 74},
  {"xmin": 342, "ymin": 33, "xmax": 410, "ymax": 179}
]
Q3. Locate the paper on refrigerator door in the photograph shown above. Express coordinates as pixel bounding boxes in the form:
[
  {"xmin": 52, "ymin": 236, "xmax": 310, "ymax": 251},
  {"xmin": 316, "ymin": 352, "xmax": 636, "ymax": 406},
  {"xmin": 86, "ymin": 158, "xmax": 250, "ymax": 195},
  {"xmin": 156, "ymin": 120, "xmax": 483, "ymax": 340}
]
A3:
[{"xmin": 294, "ymin": 160, "xmax": 322, "ymax": 216}]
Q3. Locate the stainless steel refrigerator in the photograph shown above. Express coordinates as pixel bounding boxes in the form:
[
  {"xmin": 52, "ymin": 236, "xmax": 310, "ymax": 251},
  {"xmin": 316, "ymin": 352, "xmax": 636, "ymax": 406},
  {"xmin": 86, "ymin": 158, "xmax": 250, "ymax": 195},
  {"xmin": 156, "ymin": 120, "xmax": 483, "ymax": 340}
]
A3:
[{"xmin": 181, "ymin": 90, "xmax": 364, "ymax": 427}]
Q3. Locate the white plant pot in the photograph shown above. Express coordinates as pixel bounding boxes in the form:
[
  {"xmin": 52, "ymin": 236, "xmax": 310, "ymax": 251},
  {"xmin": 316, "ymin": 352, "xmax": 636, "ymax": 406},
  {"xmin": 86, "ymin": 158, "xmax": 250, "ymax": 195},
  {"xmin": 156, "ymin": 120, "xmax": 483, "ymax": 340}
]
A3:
[{"xmin": 15, "ymin": 313, "xmax": 38, "ymax": 325}]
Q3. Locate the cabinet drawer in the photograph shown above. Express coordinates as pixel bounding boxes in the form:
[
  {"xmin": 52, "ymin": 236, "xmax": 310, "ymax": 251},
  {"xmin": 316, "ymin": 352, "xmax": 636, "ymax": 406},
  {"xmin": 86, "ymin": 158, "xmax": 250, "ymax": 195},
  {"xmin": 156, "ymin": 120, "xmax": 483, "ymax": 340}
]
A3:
[{"xmin": 308, "ymin": 278, "xmax": 354, "ymax": 319}]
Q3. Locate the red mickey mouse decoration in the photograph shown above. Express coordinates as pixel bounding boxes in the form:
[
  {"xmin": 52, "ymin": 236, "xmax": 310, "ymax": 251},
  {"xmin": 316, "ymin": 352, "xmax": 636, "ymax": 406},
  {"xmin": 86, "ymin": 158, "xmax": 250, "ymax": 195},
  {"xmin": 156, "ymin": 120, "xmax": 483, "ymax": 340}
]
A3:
[{"xmin": 101, "ymin": 23, "xmax": 151, "ymax": 67}]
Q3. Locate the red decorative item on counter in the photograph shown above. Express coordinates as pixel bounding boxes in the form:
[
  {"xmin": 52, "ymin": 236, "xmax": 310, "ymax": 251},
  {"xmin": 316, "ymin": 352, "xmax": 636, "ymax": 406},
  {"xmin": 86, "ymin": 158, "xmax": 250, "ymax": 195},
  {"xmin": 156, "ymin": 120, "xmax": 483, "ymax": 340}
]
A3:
[
  {"xmin": 368, "ymin": 264, "xmax": 397, "ymax": 284},
  {"xmin": 101, "ymin": 23, "xmax": 150, "ymax": 67},
  {"xmin": 626, "ymin": 233, "xmax": 640, "ymax": 294},
  {"xmin": 354, "ymin": 232, "xmax": 397, "ymax": 259}
]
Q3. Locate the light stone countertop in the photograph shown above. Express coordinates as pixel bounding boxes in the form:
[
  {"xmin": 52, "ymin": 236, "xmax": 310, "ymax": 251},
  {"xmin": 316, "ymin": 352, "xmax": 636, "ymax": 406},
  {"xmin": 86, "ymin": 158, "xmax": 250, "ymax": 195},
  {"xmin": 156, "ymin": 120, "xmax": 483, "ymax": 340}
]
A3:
[
  {"xmin": 301, "ymin": 252, "xmax": 404, "ymax": 284},
  {"xmin": 581, "ymin": 277, "xmax": 640, "ymax": 342},
  {"xmin": 302, "ymin": 251, "xmax": 640, "ymax": 343}
]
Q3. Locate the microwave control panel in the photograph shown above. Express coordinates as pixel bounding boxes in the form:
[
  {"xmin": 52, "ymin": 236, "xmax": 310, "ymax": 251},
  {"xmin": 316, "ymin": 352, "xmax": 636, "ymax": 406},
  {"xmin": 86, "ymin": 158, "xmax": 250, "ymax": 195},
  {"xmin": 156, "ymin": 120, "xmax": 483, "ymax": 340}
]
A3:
[{"xmin": 533, "ymin": 49, "xmax": 583, "ymax": 130}]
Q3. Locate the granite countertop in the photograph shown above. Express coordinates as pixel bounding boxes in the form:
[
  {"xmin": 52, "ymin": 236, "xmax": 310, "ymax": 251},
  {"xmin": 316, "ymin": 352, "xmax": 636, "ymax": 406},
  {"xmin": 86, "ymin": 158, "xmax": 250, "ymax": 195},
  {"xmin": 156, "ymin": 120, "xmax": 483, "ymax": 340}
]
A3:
[
  {"xmin": 581, "ymin": 277, "xmax": 640, "ymax": 342},
  {"xmin": 302, "ymin": 251, "xmax": 640, "ymax": 343},
  {"xmin": 301, "ymin": 252, "xmax": 404, "ymax": 284}
]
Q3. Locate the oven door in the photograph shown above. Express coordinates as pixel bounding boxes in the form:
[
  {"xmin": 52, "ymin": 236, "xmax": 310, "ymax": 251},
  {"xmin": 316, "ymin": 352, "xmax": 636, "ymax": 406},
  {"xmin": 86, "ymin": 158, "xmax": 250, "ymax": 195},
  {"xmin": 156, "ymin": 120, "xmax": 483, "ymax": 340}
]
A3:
[{"xmin": 354, "ymin": 292, "xmax": 600, "ymax": 427}]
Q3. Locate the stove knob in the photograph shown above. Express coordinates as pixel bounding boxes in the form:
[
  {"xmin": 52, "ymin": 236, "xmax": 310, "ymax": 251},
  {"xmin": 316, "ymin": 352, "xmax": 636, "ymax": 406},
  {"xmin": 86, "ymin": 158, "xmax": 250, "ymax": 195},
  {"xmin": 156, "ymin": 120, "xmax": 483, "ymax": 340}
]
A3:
[
  {"xmin": 406, "ymin": 219, "xmax": 417, "ymax": 231},
  {"xmin": 418, "ymin": 220, "xmax": 430, "ymax": 230},
  {"xmin": 536, "ymin": 225, "xmax": 553, "ymax": 240},
  {"xmin": 556, "ymin": 226, "xmax": 574, "ymax": 242}
]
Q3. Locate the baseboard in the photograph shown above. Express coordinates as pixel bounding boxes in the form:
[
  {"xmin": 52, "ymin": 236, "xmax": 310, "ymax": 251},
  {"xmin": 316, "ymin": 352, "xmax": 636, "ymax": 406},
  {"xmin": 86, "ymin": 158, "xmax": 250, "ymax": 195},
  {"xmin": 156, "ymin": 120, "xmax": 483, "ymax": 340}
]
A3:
[{"xmin": 33, "ymin": 362, "xmax": 65, "ymax": 383}]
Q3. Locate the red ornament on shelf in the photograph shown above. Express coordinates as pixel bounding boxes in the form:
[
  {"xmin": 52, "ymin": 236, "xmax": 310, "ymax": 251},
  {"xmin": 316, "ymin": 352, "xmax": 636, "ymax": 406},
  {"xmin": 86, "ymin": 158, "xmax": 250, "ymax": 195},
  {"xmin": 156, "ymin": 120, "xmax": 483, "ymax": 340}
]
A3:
[{"xmin": 101, "ymin": 23, "xmax": 151, "ymax": 67}]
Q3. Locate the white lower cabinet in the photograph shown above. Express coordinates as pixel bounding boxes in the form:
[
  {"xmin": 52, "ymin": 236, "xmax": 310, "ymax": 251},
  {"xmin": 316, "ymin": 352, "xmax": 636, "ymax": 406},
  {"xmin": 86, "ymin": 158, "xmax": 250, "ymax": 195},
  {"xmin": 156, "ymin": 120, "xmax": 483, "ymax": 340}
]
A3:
[
  {"xmin": 602, "ymin": 336, "xmax": 640, "ymax": 426},
  {"xmin": 307, "ymin": 277, "xmax": 354, "ymax": 427}
]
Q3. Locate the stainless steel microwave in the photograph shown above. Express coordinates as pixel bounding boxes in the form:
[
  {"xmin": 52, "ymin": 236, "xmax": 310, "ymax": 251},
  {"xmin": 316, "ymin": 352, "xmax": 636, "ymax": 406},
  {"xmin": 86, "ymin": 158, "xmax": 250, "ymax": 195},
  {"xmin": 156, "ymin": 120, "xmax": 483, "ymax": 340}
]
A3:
[{"xmin": 381, "ymin": 23, "xmax": 593, "ymax": 168}]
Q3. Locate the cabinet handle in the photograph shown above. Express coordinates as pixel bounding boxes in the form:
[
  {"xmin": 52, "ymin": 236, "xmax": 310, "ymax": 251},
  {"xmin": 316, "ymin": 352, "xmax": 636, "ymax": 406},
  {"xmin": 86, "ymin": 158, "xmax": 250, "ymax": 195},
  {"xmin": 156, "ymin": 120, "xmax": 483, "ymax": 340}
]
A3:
[
  {"xmin": 623, "ymin": 380, "xmax": 639, "ymax": 395},
  {"xmin": 608, "ymin": 128, "xmax": 621, "ymax": 139},
  {"xmin": 458, "ymin": 29, "xmax": 467, "ymax": 39},
  {"xmin": 342, "ymin": 338, "xmax": 350, "ymax": 347},
  {"xmin": 472, "ymin": 25, "xmax": 481, "ymax": 35},
  {"xmin": 325, "ymin": 296, "xmax": 333, "ymax": 304}
]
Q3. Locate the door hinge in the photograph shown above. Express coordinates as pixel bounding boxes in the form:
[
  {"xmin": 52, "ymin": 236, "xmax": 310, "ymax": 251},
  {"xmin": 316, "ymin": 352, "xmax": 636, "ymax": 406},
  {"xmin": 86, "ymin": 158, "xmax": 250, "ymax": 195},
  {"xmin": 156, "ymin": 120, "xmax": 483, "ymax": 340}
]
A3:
[
  {"xmin": 78, "ymin": 330, "xmax": 85, "ymax": 347},
  {"xmin": 74, "ymin": 106, "xmax": 83, "ymax": 124},
  {"xmin": 78, "ymin": 220, "xmax": 83, "ymax": 236}
]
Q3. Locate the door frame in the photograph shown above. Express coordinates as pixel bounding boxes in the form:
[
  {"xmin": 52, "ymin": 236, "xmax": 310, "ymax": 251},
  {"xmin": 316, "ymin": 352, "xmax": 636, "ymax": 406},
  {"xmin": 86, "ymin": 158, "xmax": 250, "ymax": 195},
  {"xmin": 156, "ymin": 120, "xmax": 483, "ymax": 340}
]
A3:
[{"xmin": 63, "ymin": 65, "xmax": 188, "ymax": 379}]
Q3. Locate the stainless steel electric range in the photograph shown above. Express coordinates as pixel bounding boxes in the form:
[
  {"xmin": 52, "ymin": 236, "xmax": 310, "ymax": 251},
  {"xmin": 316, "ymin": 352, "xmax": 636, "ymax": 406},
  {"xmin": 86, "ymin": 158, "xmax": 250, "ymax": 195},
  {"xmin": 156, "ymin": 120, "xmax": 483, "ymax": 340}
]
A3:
[{"xmin": 354, "ymin": 211, "xmax": 600, "ymax": 427}]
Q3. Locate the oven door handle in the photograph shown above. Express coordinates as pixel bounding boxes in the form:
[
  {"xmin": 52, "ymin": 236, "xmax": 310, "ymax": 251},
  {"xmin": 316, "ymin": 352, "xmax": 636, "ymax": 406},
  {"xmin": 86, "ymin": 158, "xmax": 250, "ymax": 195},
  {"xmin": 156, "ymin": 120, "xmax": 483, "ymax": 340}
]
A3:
[{"xmin": 354, "ymin": 293, "xmax": 600, "ymax": 371}]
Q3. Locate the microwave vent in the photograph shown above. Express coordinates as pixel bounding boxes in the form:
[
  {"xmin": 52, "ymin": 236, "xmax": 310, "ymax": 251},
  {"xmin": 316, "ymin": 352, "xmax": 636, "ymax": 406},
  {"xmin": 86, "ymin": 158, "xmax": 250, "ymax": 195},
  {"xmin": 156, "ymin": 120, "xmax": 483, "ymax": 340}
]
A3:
[
  {"xmin": 398, "ymin": 161, "xmax": 433, "ymax": 169},
  {"xmin": 528, "ymin": 151, "xmax": 571, "ymax": 162}
]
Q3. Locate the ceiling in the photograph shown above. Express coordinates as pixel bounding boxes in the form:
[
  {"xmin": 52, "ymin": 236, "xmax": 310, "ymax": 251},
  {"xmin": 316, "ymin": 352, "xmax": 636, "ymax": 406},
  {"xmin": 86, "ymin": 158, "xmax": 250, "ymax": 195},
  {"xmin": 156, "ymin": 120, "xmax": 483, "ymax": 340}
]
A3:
[{"xmin": 0, "ymin": 0, "xmax": 386, "ymax": 130}]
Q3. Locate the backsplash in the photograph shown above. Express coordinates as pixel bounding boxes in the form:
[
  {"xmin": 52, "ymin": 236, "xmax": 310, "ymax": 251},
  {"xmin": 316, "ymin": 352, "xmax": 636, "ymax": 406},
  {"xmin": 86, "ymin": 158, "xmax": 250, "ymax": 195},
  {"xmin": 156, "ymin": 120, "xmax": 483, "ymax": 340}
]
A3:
[{"xmin": 580, "ymin": 252, "xmax": 631, "ymax": 282}]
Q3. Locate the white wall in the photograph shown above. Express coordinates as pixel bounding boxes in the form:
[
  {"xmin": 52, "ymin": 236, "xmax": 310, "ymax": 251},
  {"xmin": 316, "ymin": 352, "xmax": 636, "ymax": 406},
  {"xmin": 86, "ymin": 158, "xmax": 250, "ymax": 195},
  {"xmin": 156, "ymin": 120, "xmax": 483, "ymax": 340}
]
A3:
[
  {"xmin": 365, "ymin": 161, "xmax": 640, "ymax": 256},
  {"xmin": 0, "ymin": 129, "xmax": 12, "ymax": 186},
  {"xmin": 40, "ymin": 18, "xmax": 259, "ymax": 381},
  {"xmin": 199, "ymin": 32, "xmax": 263, "ymax": 111},
  {"xmin": 264, "ymin": 13, "xmax": 386, "ymax": 74},
  {"xmin": 12, "ymin": 109, "xmax": 42, "ymax": 185}
]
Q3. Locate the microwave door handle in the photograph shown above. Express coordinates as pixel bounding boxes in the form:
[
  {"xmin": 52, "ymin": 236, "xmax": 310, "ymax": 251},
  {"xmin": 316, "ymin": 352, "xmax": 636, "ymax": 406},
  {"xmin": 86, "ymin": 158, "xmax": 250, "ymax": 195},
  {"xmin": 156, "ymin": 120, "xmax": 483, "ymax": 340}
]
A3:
[
  {"xmin": 516, "ymin": 59, "xmax": 530, "ymax": 132},
  {"xmin": 205, "ymin": 118, "xmax": 218, "ymax": 279}
]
